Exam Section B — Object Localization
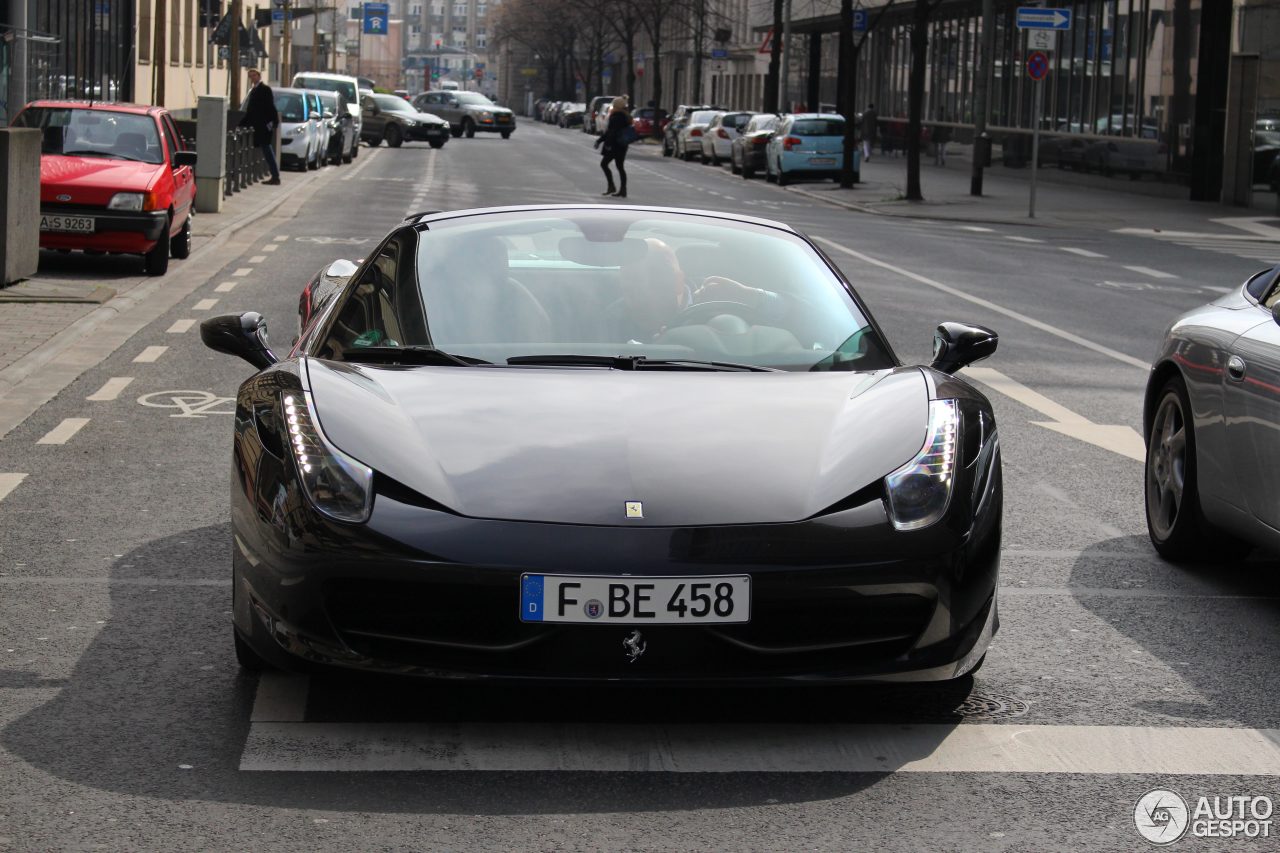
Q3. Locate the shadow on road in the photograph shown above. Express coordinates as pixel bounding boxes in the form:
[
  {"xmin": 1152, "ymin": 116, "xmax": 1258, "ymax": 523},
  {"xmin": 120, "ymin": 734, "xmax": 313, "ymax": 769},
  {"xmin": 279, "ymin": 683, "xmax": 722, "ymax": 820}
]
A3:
[{"xmin": 2, "ymin": 524, "xmax": 978, "ymax": 814}]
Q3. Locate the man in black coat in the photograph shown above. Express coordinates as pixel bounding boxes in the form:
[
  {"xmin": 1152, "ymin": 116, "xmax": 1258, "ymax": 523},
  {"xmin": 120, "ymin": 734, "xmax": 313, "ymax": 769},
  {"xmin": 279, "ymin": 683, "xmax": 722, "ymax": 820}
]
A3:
[{"xmin": 239, "ymin": 68, "xmax": 281, "ymax": 184}]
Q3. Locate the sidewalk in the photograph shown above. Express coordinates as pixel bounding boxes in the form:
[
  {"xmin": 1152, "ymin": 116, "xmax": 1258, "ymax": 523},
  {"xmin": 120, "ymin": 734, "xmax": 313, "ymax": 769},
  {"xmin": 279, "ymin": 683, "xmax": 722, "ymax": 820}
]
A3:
[
  {"xmin": 787, "ymin": 146, "xmax": 1280, "ymax": 235},
  {"xmin": 629, "ymin": 136, "xmax": 1280, "ymax": 236},
  {"xmin": 0, "ymin": 170, "xmax": 321, "ymax": 378}
]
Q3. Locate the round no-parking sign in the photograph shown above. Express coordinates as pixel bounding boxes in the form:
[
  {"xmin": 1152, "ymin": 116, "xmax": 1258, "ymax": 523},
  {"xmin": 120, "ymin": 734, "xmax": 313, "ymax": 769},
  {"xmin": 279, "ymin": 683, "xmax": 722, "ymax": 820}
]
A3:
[{"xmin": 1027, "ymin": 50, "xmax": 1049, "ymax": 80}]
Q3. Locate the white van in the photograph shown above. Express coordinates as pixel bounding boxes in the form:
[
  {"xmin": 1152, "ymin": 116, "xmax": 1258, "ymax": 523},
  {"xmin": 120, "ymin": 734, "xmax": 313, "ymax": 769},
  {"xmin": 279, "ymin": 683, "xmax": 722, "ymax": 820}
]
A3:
[
  {"xmin": 291, "ymin": 72, "xmax": 362, "ymax": 160},
  {"xmin": 439, "ymin": 80, "xmax": 461, "ymax": 92}
]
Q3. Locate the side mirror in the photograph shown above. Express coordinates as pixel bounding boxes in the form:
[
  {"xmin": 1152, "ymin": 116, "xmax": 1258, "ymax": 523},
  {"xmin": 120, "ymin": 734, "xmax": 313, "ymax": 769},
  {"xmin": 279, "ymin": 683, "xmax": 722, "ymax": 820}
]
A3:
[
  {"xmin": 930, "ymin": 322, "xmax": 998, "ymax": 374},
  {"xmin": 173, "ymin": 150, "xmax": 197, "ymax": 168},
  {"xmin": 200, "ymin": 312, "xmax": 278, "ymax": 370},
  {"xmin": 323, "ymin": 109, "xmax": 335, "ymax": 120}
]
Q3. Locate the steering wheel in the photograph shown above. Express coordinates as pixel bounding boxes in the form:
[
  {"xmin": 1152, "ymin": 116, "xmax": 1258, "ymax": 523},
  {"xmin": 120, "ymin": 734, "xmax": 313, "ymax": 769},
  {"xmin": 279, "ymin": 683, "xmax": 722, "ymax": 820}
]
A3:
[{"xmin": 665, "ymin": 300, "xmax": 765, "ymax": 329}]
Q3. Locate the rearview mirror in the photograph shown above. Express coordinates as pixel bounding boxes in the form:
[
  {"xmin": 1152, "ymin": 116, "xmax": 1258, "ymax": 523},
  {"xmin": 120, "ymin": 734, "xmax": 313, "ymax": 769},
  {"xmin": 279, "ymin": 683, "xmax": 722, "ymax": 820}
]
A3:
[
  {"xmin": 200, "ymin": 312, "xmax": 278, "ymax": 370},
  {"xmin": 930, "ymin": 322, "xmax": 998, "ymax": 374},
  {"xmin": 173, "ymin": 150, "xmax": 197, "ymax": 168}
]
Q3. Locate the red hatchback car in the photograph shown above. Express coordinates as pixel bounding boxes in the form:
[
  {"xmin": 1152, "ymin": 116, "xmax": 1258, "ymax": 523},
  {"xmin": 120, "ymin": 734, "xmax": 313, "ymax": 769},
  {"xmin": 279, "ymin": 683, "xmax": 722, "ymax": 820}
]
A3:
[{"xmin": 13, "ymin": 100, "xmax": 198, "ymax": 276}]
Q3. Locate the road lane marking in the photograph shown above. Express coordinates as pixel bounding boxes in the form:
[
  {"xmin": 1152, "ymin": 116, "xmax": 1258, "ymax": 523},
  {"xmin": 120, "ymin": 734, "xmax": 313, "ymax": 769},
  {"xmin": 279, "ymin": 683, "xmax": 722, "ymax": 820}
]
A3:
[
  {"xmin": 959, "ymin": 226, "xmax": 995, "ymax": 232},
  {"xmin": 251, "ymin": 673, "xmax": 310, "ymax": 723},
  {"xmin": 86, "ymin": 377, "xmax": 133, "ymax": 401},
  {"xmin": 36, "ymin": 417, "xmax": 89, "ymax": 445},
  {"xmin": 0, "ymin": 473, "xmax": 27, "ymax": 502},
  {"xmin": 1211, "ymin": 217, "xmax": 1280, "ymax": 240},
  {"xmin": 215, "ymin": 282, "xmax": 237, "ymax": 293},
  {"xmin": 812, "ymin": 236, "xmax": 1150, "ymax": 370},
  {"xmin": 239, "ymin": 720, "xmax": 1280, "ymax": 774},
  {"xmin": 232, "ymin": 268, "xmax": 253, "ymax": 277},
  {"xmin": 192, "ymin": 299, "xmax": 218, "ymax": 311},
  {"xmin": 132, "ymin": 346, "xmax": 168, "ymax": 363},
  {"xmin": 263, "ymin": 244, "xmax": 279, "ymax": 252},
  {"xmin": 1061, "ymin": 247, "xmax": 1107, "ymax": 258},
  {"xmin": 1123, "ymin": 265, "xmax": 1178, "ymax": 279},
  {"xmin": 1005, "ymin": 235, "xmax": 1044, "ymax": 244},
  {"xmin": 340, "ymin": 147, "xmax": 382, "ymax": 181},
  {"xmin": 965, "ymin": 366, "xmax": 1145, "ymax": 461},
  {"xmin": 249, "ymin": 255, "xmax": 267, "ymax": 264},
  {"xmin": 166, "ymin": 319, "xmax": 196, "ymax": 334}
]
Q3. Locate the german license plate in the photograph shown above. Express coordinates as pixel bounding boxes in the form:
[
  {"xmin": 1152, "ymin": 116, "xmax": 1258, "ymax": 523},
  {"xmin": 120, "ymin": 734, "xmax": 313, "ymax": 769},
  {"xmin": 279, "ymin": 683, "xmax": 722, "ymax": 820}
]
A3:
[
  {"xmin": 809, "ymin": 157, "xmax": 836, "ymax": 165},
  {"xmin": 497, "ymin": 115, "xmax": 511, "ymax": 123},
  {"xmin": 40, "ymin": 215, "xmax": 94, "ymax": 233},
  {"xmin": 520, "ymin": 574, "xmax": 750, "ymax": 624}
]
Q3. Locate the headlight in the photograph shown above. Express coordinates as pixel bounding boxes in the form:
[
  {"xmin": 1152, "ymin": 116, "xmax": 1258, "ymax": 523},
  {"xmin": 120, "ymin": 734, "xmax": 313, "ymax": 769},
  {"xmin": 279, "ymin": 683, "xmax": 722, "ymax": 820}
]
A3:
[
  {"xmin": 107, "ymin": 192, "xmax": 144, "ymax": 211},
  {"xmin": 479, "ymin": 110, "xmax": 493, "ymax": 119},
  {"xmin": 282, "ymin": 392, "xmax": 374, "ymax": 523},
  {"xmin": 291, "ymin": 125, "xmax": 305, "ymax": 136},
  {"xmin": 401, "ymin": 119, "xmax": 417, "ymax": 127},
  {"xmin": 884, "ymin": 399, "xmax": 959, "ymax": 531}
]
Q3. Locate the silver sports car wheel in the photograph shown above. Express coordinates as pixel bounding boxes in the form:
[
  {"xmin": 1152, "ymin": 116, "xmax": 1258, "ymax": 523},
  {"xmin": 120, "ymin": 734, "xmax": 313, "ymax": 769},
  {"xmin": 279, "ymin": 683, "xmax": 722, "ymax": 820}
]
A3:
[
  {"xmin": 1146, "ymin": 385, "xmax": 1188, "ymax": 545},
  {"xmin": 1144, "ymin": 375, "xmax": 1249, "ymax": 561}
]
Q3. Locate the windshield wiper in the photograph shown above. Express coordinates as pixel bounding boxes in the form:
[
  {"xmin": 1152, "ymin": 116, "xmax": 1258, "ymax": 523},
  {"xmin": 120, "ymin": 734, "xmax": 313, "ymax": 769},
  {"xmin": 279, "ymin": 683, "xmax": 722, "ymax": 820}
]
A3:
[
  {"xmin": 506, "ymin": 354, "xmax": 778, "ymax": 372},
  {"xmin": 343, "ymin": 346, "xmax": 489, "ymax": 366},
  {"xmin": 61, "ymin": 149, "xmax": 154, "ymax": 163}
]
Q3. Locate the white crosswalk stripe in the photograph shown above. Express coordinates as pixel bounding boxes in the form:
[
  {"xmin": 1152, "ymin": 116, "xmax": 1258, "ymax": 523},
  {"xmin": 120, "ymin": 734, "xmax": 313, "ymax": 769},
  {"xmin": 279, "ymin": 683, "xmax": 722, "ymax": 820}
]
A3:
[{"xmin": 1115, "ymin": 220, "xmax": 1280, "ymax": 265}]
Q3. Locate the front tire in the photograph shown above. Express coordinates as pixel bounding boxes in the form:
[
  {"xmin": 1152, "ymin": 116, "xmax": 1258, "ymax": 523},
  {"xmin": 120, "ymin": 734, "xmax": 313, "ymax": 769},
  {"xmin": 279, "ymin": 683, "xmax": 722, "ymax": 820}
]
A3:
[
  {"xmin": 170, "ymin": 214, "xmax": 192, "ymax": 259},
  {"xmin": 742, "ymin": 163, "xmax": 755, "ymax": 179},
  {"xmin": 501, "ymin": 130, "xmax": 512, "ymax": 139},
  {"xmin": 143, "ymin": 217, "xmax": 171, "ymax": 276},
  {"xmin": 776, "ymin": 163, "xmax": 788, "ymax": 186},
  {"xmin": 450, "ymin": 125, "xmax": 463, "ymax": 139},
  {"xmin": 1145, "ymin": 375, "xmax": 1250, "ymax": 561},
  {"xmin": 428, "ymin": 139, "xmax": 445, "ymax": 149},
  {"xmin": 463, "ymin": 119, "xmax": 476, "ymax": 139},
  {"xmin": 234, "ymin": 629, "xmax": 272, "ymax": 672},
  {"xmin": 385, "ymin": 126, "xmax": 403, "ymax": 148}
]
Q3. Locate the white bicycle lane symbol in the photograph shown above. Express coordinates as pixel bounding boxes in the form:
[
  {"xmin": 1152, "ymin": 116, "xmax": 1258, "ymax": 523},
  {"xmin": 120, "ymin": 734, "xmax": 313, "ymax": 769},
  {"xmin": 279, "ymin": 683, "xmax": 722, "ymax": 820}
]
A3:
[{"xmin": 137, "ymin": 390, "xmax": 236, "ymax": 418}]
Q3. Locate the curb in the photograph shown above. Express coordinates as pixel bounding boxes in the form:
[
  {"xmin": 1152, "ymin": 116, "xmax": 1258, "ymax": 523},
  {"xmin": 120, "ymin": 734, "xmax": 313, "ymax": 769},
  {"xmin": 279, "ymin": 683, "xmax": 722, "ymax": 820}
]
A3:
[{"xmin": 783, "ymin": 185, "xmax": 1053, "ymax": 229}]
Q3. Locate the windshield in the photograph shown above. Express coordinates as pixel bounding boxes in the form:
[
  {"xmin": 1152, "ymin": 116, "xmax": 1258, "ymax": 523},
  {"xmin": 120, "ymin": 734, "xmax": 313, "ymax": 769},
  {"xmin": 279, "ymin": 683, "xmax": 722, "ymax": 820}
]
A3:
[
  {"xmin": 295, "ymin": 76, "xmax": 357, "ymax": 104},
  {"xmin": 317, "ymin": 93, "xmax": 340, "ymax": 112},
  {"xmin": 373, "ymin": 94, "xmax": 414, "ymax": 113},
  {"xmin": 318, "ymin": 210, "xmax": 892, "ymax": 372},
  {"xmin": 275, "ymin": 92, "xmax": 306, "ymax": 123},
  {"xmin": 15, "ymin": 107, "xmax": 164, "ymax": 164},
  {"xmin": 690, "ymin": 111, "xmax": 717, "ymax": 125},
  {"xmin": 456, "ymin": 92, "xmax": 494, "ymax": 107}
]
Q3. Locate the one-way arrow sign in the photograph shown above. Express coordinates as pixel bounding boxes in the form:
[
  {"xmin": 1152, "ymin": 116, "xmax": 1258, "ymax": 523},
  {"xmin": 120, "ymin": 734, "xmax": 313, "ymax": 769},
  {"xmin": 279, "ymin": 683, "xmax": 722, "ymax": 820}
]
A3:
[{"xmin": 1015, "ymin": 7, "xmax": 1072, "ymax": 29}]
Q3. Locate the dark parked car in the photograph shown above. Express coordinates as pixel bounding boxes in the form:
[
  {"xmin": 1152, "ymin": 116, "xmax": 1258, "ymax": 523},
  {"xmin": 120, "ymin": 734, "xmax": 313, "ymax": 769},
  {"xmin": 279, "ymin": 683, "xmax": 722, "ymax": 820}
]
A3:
[
  {"xmin": 732, "ymin": 113, "xmax": 779, "ymax": 178},
  {"xmin": 359, "ymin": 92, "xmax": 449, "ymax": 148},
  {"xmin": 413, "ymin": 90, "xmax": 515, "ymax": 138},
  {"xmin": 202, "ymin": 204, "xmax": 1002, "ymax": 688},
  {"xmin": 1145, "ymin": 264, "xmax": 1280, "ymax": 561}
]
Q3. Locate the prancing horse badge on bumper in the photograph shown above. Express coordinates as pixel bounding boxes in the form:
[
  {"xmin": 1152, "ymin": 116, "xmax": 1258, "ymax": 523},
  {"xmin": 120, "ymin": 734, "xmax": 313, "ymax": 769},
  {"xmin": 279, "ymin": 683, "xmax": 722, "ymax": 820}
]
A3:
[
  {"xmin": 623, "ymin": 630, "xmax": 646, "ymax": 663},
  {"xmin": 625, "ymin": 501, "xmax": 643, "ymax": 519}
]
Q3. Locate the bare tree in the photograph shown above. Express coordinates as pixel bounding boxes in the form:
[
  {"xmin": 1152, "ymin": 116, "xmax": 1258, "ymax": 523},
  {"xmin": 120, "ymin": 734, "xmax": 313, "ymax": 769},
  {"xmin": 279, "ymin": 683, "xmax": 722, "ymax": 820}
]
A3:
[
  {"xmin": 905, "ymin": 0, "xmax": 944, "ymax": 200},
  {"xmin": 604, "ymin": 0, "xmax": 644, "ymax": 104},
  {"xmin": 837, "ymin": 0, "xmax": 895, "ymax": 188},
  {"xmin": 636, "ymin": 0, "xmax": 690, "ymax": 112},
  {"xmin": 763, "ymin": 0, "xmax": 781, "ymax": 112}
]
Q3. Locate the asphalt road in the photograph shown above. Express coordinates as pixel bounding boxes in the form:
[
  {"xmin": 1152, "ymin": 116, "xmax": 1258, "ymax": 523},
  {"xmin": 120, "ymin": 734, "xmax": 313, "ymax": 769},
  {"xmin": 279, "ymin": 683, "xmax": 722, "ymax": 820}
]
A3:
[{"xmin": 2, "ymin": 122, "xmax": 1280, "ymax": 851}]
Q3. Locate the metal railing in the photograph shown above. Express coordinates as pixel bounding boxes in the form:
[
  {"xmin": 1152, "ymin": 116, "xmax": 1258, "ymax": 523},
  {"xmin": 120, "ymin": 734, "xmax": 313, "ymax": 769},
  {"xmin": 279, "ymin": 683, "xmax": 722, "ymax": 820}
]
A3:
[{"xmin": 224, "ymin": 127, "xmax": 268, "ymax": 196}]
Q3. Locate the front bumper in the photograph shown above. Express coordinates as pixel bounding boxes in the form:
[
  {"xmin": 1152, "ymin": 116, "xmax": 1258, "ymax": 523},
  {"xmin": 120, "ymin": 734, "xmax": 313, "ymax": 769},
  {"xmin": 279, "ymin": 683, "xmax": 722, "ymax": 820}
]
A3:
[
  {"xmin": 230, "ymin": 439, "xmax": 1002, "ymax": 685},
  {"xmin": 405, "ymin": 124, "xmax": 450, "ymax": 141},
  {"xmin": 38, "ymin": 205, "xmax": 167, "ymax": 253},
  {"xmin": 472, "ymin": 115, "xmax": 516, "ymax": 133}
]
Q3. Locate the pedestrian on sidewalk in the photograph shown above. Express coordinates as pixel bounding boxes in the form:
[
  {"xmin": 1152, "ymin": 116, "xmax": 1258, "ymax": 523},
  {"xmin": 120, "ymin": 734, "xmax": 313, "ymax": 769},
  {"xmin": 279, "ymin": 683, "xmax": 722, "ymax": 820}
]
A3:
[
  {"xmin": 861, "ymin": 104, "xmax": 878, "ymax": 162},
  {"xmin": 594, "ymin": 96, "xmax": 633, "ymax": 198},
  {"xmin": 240, "ymin": 68, "xmax": 281, "ymax": 186},
  {"xmin": 933, "ymin": 120, "xmax": 952, "ymax": 166}
]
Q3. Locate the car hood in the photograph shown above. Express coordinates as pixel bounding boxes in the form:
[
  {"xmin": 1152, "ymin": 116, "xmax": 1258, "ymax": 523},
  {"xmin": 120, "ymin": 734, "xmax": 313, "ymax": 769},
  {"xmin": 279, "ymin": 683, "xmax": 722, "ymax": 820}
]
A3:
[
  {"xmin": 40, "ymin": 154, "xmax": 163, "ymax": 203},
  {"xmin": 466, "ymin": 104, "xmax": 513, "ymax": 116},
  {"xmin": 305, "ymin": 361, "xmax": 929, "ymax": 526},
  {"xmin": 407, "ymin": 111, "xmax": 448, "ymax": 125}
]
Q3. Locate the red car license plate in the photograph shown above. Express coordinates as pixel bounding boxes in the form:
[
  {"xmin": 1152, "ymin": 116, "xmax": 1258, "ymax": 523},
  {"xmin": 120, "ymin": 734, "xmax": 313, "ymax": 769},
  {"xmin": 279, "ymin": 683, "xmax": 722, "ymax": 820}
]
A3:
[{"xmin": 40, "ymin": 215, "xmax": 95, "ymax": 233}]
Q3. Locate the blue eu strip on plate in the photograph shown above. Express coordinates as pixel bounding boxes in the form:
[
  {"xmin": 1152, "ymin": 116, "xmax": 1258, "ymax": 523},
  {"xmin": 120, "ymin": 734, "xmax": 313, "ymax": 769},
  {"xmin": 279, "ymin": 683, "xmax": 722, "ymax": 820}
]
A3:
[{"xmin": 521, "ymin": 574, "xmax": 544, "ymax": 622}]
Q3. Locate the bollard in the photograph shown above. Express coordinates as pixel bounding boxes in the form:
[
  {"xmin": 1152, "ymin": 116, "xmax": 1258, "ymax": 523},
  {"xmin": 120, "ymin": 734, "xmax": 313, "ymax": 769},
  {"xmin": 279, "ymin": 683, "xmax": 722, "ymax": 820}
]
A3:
[
  {"xmin": 195, "ymin": 96, "xmax": 228, "ymax": 213},
  {"xmin": 0, "ymin": 128, "xmax": 41, "ymax": 286}
]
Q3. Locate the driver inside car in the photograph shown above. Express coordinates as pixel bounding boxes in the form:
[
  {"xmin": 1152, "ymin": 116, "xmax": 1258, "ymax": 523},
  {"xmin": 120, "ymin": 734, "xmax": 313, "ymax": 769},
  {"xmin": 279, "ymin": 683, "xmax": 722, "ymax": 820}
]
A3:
[{"xmin": 609, "ymin": 237, "xmax": 787, "ymax": 343}]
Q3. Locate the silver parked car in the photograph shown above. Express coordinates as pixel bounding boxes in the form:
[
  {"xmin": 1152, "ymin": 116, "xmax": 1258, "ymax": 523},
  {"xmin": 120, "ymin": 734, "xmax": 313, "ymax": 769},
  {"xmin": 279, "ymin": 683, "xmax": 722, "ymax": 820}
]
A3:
[{"xmin": 1144, "ymin": 264, "xmax": 1280, "ymax": 560}]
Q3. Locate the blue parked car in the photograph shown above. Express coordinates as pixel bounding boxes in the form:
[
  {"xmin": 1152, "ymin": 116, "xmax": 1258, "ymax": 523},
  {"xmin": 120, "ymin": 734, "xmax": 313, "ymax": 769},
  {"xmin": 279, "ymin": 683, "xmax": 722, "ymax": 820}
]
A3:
[{"xmin": 765, "ymin": 113, "xmax": 852, "ymax": 185}]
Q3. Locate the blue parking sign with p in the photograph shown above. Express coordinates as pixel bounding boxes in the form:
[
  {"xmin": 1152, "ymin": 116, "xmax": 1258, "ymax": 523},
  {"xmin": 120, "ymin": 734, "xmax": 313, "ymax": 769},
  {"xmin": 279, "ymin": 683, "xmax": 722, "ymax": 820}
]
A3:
[
  {"xmin": 363, "ymin": 2, "xmax": 389, "ymax": 34},
  {"xmin": 852, "ymin": 10, "xmax": 868, "ymax": 31}
]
